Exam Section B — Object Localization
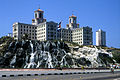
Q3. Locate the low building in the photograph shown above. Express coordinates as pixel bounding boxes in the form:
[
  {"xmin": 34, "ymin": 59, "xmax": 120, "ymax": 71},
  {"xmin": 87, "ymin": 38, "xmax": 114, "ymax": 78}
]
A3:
[{"xmin": 7, "ymin": 33, "xmax": 13, "ymax": 37}]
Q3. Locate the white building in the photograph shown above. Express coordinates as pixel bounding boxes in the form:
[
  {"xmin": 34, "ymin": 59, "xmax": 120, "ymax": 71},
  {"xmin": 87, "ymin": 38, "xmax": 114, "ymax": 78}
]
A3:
[
  {"xmin": 13, "ymin": 8, "xmax": 57, "ymax": 41},
  {"xmin": 7, "ymin": 33, "xmax": 13, "ymax": 37},
  {"xmin": 96, "ymin": 29, "xmax": 106, "ymax": 46},
  {"xmin": 13, "ymin": 22, "xmax": 37, "ymax": 40},
  {"xmin": 37, "ymin": 21, "xmax": 57, "ymax": 41},
  {"xmin": 66, "ymin": 14, "xmax": 79, "ymax": 29},
  {"xmin": 72, "ymin": 27, "xmax": 93, "ymax": 45},
  {"xmin": 32, "ymin": 9, "xmax": 46, "ymax": 25},
  {"xmin": 13, "ymin": 8, "xmax": 93, "ymax": 45},
  {"xmin": 56, "ymin": 14, "xmax": 93, "ymax": 45}
]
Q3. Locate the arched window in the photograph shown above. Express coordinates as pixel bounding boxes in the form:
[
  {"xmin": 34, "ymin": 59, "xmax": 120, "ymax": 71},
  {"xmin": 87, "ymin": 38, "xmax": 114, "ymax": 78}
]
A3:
[
  {"xmin": 74, "ymin": 18, "xmax": 76, "ymax": 23},
  {"xmin": 70, "ymin": 19, "xmax": 71, "ymax": 23},
  {"xmin": 35, "ymin": 13, "xmax": 37, "ymax": 18},
  {"xmin": 39, "ymin": 13, "xmax": 42, "ymax": 18}
]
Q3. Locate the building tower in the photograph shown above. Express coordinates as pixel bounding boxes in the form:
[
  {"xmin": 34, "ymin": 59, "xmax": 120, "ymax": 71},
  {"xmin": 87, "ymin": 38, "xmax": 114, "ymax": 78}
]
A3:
[
  {"xmin": 32, "ymin": 8, "xmax": 46, "ymax": 25},
  {"xmin": 96, "ymin": 29, "xmax": 106, "ymax": 46},
  {"xmin": 66, "ymin": 14, "xmax": 79, "ymax": 29}
]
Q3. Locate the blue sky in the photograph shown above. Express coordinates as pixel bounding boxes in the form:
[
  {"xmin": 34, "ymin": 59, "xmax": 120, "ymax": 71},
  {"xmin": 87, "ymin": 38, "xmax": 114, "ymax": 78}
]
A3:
[{"xmin": 0, "ymin": 0, "xmax": 120, "ymax": 48}]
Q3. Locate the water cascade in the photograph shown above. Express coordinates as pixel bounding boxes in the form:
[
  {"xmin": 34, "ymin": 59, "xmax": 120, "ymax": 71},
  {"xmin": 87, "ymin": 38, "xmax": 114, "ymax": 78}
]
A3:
[{"xmin": 0, "ymin": 40, "xmax": 114, "ymax": 68}]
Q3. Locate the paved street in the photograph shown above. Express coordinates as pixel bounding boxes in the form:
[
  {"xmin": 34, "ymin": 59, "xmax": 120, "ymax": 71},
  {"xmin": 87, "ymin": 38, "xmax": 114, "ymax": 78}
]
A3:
[
  {"xmin": 0, "ymin": 69, "xmax": 120, "ymax": 80},
  {"xmin": 0, "ymin": 69, "xmax": 120, "ymax": 77},
  {"xmin": 0, "ymin": 72, "xmax": 120, "ymax": 80}
]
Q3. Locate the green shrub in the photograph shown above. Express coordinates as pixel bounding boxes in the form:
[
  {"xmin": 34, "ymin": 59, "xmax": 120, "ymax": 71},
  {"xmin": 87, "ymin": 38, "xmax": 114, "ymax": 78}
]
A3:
[{"xmin": 112, "ymin": 50, "xmax": 120, "ymax": 63}]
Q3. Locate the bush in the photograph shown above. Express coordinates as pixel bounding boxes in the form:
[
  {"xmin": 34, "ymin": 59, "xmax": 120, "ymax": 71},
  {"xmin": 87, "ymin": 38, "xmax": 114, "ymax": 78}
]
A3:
[
  {"xmin": 0, "ymin": 36, "xmax": 14, "ymax": 56},
  {"xmin": 112, "ymin": 50, "xmax": 120, "ymax": 63}
]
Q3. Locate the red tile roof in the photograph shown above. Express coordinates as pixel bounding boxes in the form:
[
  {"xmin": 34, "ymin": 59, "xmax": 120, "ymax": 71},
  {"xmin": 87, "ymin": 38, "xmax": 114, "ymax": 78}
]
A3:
[
  {"xmin": 35, "ymin": 9, "xmax": 44, "ymax": 12},
  {"xmin": 69, "ymin": 14, "xmax": 76, "ymax": 18}
]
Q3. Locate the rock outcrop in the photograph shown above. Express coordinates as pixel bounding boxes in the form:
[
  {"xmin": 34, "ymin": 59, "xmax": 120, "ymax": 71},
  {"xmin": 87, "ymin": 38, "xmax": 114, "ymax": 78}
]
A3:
[{"xmin": 0, "ymin": 40, "xmax": 114, "ymax": 68}]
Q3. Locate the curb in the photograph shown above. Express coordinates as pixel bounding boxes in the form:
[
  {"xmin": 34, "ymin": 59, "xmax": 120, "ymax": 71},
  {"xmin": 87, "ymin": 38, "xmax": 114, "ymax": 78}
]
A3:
[{"xmin": 0, "ymin": 72, "xmax": 95, "ymax": 77}]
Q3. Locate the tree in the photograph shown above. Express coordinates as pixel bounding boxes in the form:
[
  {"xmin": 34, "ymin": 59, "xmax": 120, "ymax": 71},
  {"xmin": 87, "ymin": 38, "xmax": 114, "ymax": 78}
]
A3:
[
  {"xmin": 0, "ymin": 36, "xmax": 14, "ymax": 56},
  {"xmin": 21, "ymin": 34, "xmax": 29, "ymax": 40},
  {"xmin": 112, "ymin": 50, "xmax": 120, "ymax": 63}
]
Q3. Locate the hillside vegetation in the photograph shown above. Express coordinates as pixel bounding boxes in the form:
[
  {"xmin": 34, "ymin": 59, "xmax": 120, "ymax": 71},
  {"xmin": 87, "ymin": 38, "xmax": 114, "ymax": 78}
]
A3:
[
  {"xmin": 0, "ymin": 36, "xmax": 14, "ymax": 56},
  {"xmin": 0, "ymin": 36, "xmax": 120, "ymax": 63}
]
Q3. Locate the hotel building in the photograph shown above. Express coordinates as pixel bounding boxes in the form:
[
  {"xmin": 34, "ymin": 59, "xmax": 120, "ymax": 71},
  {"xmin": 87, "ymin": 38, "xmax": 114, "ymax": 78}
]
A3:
[{"xmin": 13, "ymin": 8, "xmax": 93, "ymax": 45}]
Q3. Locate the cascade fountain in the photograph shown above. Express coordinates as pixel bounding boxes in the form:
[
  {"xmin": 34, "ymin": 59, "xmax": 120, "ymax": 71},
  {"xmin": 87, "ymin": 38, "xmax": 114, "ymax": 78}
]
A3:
[{"xmin": 0, "ymin": 40, "xmax": 114, "ymax": 68}]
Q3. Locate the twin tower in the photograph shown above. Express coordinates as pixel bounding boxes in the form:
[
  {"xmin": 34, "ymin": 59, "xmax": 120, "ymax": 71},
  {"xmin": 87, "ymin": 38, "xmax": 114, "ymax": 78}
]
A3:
[
  {"xmin": 32, "ymin": 8, "xmax": 46, "ymax": 25},
  {"xmin": 13, "ymin": 8, "xmax": 93, "ymax": 46},
  {"xmin": 32, "ymin": 8, "xmax": 79, "ymax": 29}
]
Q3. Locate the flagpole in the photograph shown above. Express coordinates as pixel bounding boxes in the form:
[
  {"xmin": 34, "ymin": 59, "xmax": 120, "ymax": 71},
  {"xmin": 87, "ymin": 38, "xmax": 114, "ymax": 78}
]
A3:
[
  {"xmin": 61, "ymin": 28, "xmax": 62, "ymax": 41},
  {"xmin": 58, "ymin": 21, "xmax": 62, "ymax": 41},
  {"xmin": 61, "ymin": 21, "xmax": 62, "ymax": 41}
]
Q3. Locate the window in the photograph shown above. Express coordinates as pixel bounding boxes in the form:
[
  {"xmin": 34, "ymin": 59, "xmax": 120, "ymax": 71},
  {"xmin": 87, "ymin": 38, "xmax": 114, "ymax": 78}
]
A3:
[
  {"xmin": 51, "ymin": 28, "xmax": 53, "ymax": 30},
  {"xmin": 70, "ymin": 19, "xmax": 71, "ymax": 23},
  {"xmin": 35, "ymin": 13, "xmax": 37, "ymax": 18},
  {"xmin": 14, "ymin": 29, "xmax": 17, "ymax": 31},
  {"xmin": 39, "ymin": 13, "xmax": 42, "ymax": 18},
  {"xmin": 74, "ymin": 18, "xmax": 76, "ymax": 23},
  {"xmin": 14, "ymin": 35, "xmax": 17, "ymax": 38}
]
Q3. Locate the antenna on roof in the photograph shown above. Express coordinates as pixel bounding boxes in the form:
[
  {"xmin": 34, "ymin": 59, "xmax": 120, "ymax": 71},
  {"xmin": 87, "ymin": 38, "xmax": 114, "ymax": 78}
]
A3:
[
  {"xmin": 72, "ymin": 11, "xmax": 74, "ymax": 15},
  {"xmin": 38, "ymin": 4, "xmax": 40, "ymax": 9}
]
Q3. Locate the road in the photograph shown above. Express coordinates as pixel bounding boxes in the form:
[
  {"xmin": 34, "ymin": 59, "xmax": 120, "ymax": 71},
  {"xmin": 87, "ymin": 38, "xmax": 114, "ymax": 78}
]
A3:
[
  {"xmin": 0, "ymin": 71, "xmax": 120, "ymax": 80},
  {"xmin": 0, "ymin": 69, "xmax": 119, "ymax": 77}
]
